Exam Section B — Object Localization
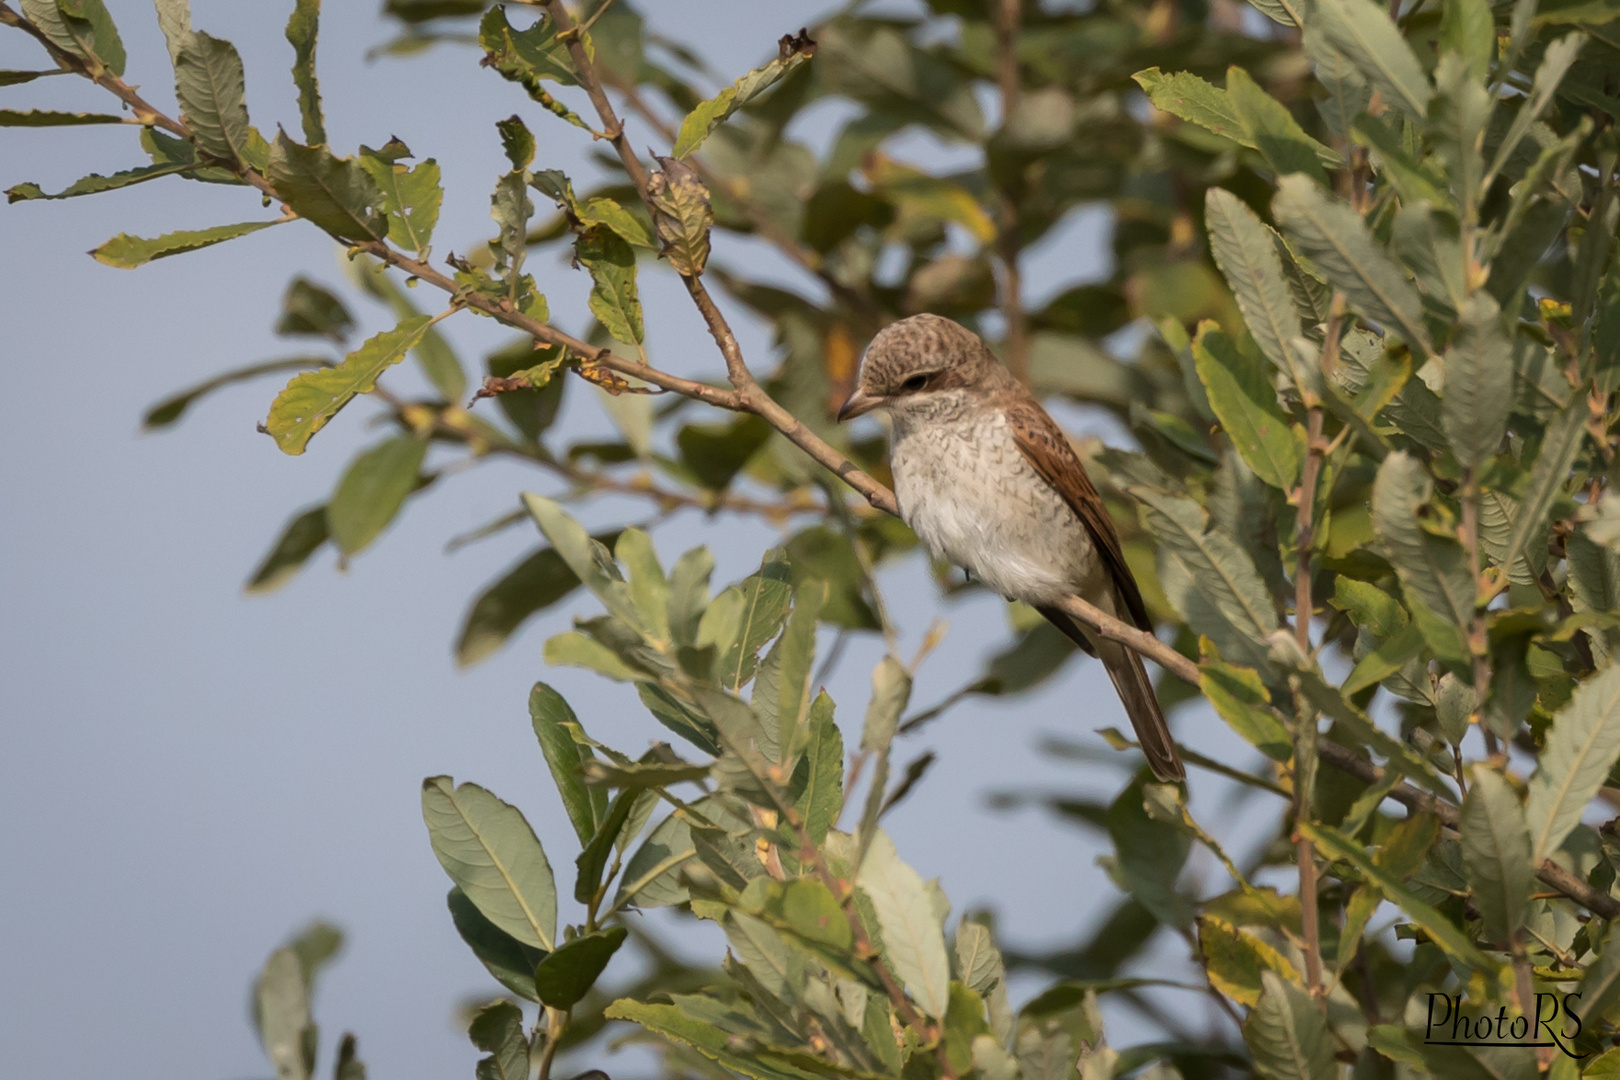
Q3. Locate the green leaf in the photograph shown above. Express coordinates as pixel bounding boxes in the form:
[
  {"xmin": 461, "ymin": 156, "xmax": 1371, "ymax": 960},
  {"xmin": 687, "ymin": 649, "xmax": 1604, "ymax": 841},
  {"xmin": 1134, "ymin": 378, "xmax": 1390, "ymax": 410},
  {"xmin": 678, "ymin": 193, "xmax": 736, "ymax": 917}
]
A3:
[
  {"xmin": 284, "ymin": 0, "xmax": 324, "ymax": 146},
  {"xmin": 857, "ymin": 829, "xmax": 950, "ymax": 1017},
  {"xmin": 1272, "ymin": 174, "xmax": 1431, "ymax": 352},
  {"xmin": 1352, "ymin": 114, "xmax": 1451, "ymax": 209},
  {"xmin": 677, "ymin": 415, "xmax": 773, "ymax": 492},
  {"xmin": 528, "ymin": 682, "xmax": 607, "ymax": 849},
  {"xmin": 1442, "ymin": 293, "xmax": 1513, "ymax": 471},
  {"xmin": 614, "ymin": 528, "xmax": 670, "ymax": 643},
  {"xmin": 1525, "ymin": 667, "xmax": 1620, "ymax": 863},
  {"xmin": 1225, "ymin": 66, "xmax": 1337, "ymax": 179},
  {"xmin": 1133, "ymin": 68, "xmax": 1248, "ymax": 145},
  {"xmin": 355, "ymin": 149, "xmax": 440, "ymax": 259},
  {"xmin": 275, "ymin": 278, "xmax": 353, "ymax": 341},
  {"xmin": 1201, "ymin": 655, "xmax": 1292, "ymax": 761},
  {"xmin": 647, "ymin": 156, "xmax": 713, "ymax": 276},
  {"xmin": 615, "ymin": 796, "xmax": 745, "ymax": 910},
  {"xmin": 1486, "ymin": 32, "xmax": 1586, "ymax": 188},
  {"xmin": 533, "ymin": 926, "xmax": 628, "ymax": 1009},
  {"xmin": 1430, "ymin": 55, "xmax": 1492, "ymax": 221},
  {"xmin": 469, "ymin": 1001, "xmax": 528, "ymax": 1080},
  {"xmin": 0, "ymin": 69, "xmax": 65, "ymax": 84},
  {"xmin": 522, "ymin": 494, "xmax": 642, "ymax": 628},
  {"xmin": 0, "ymin": 108, "xmax": 124, "ymax": 126},
  {"xmin": 264, "ymin": 315, "xmax": 432, "ymax": 455},
  {"xmin": 1372, "ymin": 451, "xmax": 1474, "ymax": 633},
  {"xmin": 246, "ymin": 504, "xmax": 329, "ymax": 593},
  {"xmin": 327, "ymin": 436, "xmax": 426, "ymax": 555},
  {"xmin": 576, "ymin": 226, "xmax": 643, "ymax": 345},
  {"xmin": 489, "ymin": 168, "xmax": 532, "ymax": 296},
  {"xmin": 790, "ymin": 693, "xmax": 842, "ymax": 847},
  {"xmin": 1198, "ymin": 915, "xmax": 1301, "ymax": 1007},
  {"xmin": 253, "ymin": 947, "xmax": 314, "ymax": 1080},
  {"xmin": 421, "ymin": 775, "xmax": 556, "ymax": 951},
  {"xmin": 446, "ymin": 887, "xmax": 543, "ymax": 1001},
  {"xmin": 1312, "ymin": 0, "xmax": 1434, "ymax": 121},
  {"xmin": 1193, "ymin": 323, "xmax": 1302, "ymax": 490},
  {"xmin": 1242, "ymin": 971, "xmax": 1336, "ymax": 1080},
  {"xmin": 60, "ymin": 0, "xmax": 125, "ymax": 73},
  {"xmin": 268, "ymin": 132, "xmax": 389, "ymax": 243},
  {"xmin": 6, "ymin": 160, "xmax": 191, "ymax": 202},
  {"xmin": 1440, "ymin": 0, "xmax": 1495, "ymax": 80},
  {"xmin": 707, "ymin": 553, "xmax": 793, "ymax": 690},
  {"xmin": 1502, "ymin": 397, "xmax": 1588, "ymax": 573},
  {"xmin": 478, "ymin": 6, "xmax": 584, "ymax": 89},
  {"xmin": 153, "ymin": 0, "xmax": 192, "ymax": 62},
  {"xmin": 575, "ymin": 786, "xmax": 640, "ymax": 904},
  {"xmin": 767, "ymin": 586, "xmax": 823, "ymax": 765},
  {"xmin": 1204, "ymin": 189, "xmax": 1305, "ymax": 375},
  {"xmin": 174, "ymin": 32, "xmax": 252, "ymax": 164},
  {"xmin": 1306, "ymin": 28, "xmax": 1370, "ymax": 139},
  {"xmin": 861, "ymin": 655, "xmax": 912, "ymax": 755},
  {"xmin": 671, "ymin": 35, "xmax": 817, "ymax": 158},
  {"xmin": 1300, "ymin": 820, "xmax": 1493, "ymax": 971},
  {"xmin": 91, "ymin": 218, "xmax": 283, "ymax": 268},
  {"xmin": 1459, "ymin": 768, "xmax": 1533, "ymax": 944},
  {"xmin": 1105, "ymin": 776, "xmax": 1192, "ymax": 928},
  {"xmin": 1131, "ymin": 487, "xmax": 1278, "ymax": 668},
  {"xmin": 604, "ymin": 1000, "xmax": 829, "ymax": 1080},
  {"xmin": 349, "ymin": 257, "xmax": 462, "ymax": 398},
  {"xmin": 144, "ymin": 356, "xmax": 326, "ymax": 429},
  {"xmin": 456, "ymin": 547, "xmax": 582, "ymax": 666}
]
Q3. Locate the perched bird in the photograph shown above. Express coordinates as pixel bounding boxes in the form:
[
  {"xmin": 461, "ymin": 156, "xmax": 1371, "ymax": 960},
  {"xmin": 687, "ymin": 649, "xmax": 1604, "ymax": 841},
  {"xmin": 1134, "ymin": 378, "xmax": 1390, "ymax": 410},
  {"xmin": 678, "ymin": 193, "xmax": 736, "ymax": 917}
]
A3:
[{"xmin": 837, "ymin": 314, "xmax": 1183, "ymax": 781}]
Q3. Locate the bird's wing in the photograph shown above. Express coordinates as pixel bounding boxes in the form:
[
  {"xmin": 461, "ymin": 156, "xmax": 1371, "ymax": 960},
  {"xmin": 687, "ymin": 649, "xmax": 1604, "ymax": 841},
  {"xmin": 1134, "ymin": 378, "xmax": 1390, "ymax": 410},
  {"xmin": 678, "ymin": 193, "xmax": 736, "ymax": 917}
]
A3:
[{"xmin": 1005, "ymin": 395, "xmax": 1154, "ymax": 633}]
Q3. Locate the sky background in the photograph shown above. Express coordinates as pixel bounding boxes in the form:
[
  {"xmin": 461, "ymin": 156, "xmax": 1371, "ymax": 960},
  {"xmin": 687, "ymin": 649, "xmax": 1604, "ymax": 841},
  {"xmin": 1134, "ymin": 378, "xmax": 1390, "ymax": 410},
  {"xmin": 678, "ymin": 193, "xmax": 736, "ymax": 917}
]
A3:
[{"xmin": 0, "ymin": 3, "xmax": 1275, "ymax": 1078}]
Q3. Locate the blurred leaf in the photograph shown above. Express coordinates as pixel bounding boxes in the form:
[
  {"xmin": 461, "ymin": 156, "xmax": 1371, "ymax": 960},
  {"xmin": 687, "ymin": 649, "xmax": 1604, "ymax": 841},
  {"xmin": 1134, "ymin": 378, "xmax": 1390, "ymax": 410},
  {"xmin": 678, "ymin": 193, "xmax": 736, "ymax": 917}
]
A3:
[
  {"xmin": 253, "ymin": 947, "xmax": 314, "ymax": 1080},
  {"xmin": 145, "ymin": 357, "xmax": 327, "ymax": 430},
  {"xmin": 1242, "ymin": 971, "xmax": 1335, "ymax": 1080},
  {"xmin": 91, "ymin": 218, "xmax": 284, "ymax": 268},
  {"xmin": 246, "ymin": 504, "xmax": 329, "ymax": 593},
  {"xmin": 469, "ymin": 1001, "xmax": 528, "ymax": 1080},
  {"xmin": 1460, "ymin": 768, "xmax": 1533, "ymax": 944},
  {"xmin": 276, "ymin": 278, "xmax": 353, "ymax": 341},
  {"xmin": 1525, "ymin": 667, "xmax": 1620, "ymax": 863},
  {"xmin": 858, "ymin": 829, "xmax": 950, "ymax": 1018},
  {"xmin": 350, "ymin": 259, "xmax": 463, "ymax": 399},
  {"xmin": 268, "ymin": 133, "xmax": 389, "ymax": 243},
  {"xmin": 457, "ymin": 546, "xmax": 582, "ymax": 666},
  {"xmin": 1225, "ymin": 66, "xmax": 1336, "ymax": 180},
  {"xmin": 327, "ymin": 436, "xmax": 426, "ymax": 556},
  {"xmin": 534, "ymin": 927, "xmax": 628, "ymax": 1009},
  {"xmin": 790, "ymin": 694, "xmax": 842, "ymax": 847},
  {"xmin": 1273, "ymin": 175, "xmax": 1430, "ymax": 352},
  {"xmin": 815, "ymin": 20, "xmax": 982, "ymax": 139},
  {"xmin": 1104, "ymin": 777, "xmax": 1192, "ymax": 928},
  {"xmin": 1312, "ymin": 0, "xmax": 1433, "ymax": 120},
  {"xmin": 446, "ymin": 887, "xmax": 542, "ymax": 1001},
  {"xmin": 530, "ymin": 682, "xmax": 607, "ymax": 848},
  {"xmin": 284, "ymin": 0, "xmax": 324, "ymax": 146},
  {"xmin": 1193, "ymin": 323, "xmax": 1301, "ymax": 490},
  {"xmin": 385, "ymin": 0, "xmax": 485, "ymax": 22},
  {"xmin": 264, "ymin": 316, "xmax": 432, "ymax": 455},
  {"xmin": 672, "ymin": 33, "xmax": 817, "ymax": 158},
  {"xmin": 861, "ymin": 656, "xmax": 912, "ymax": 755},
  {"xmin": 577, "ymin": 226, "xmax": 643, "ymax": 345},
  {"xmin": 422, "ymin": 776, "xmax": 556, "ymax": 951},
  {"xmin": 678, "ymin": 414, "xmax": 772, "ymax": 491}
]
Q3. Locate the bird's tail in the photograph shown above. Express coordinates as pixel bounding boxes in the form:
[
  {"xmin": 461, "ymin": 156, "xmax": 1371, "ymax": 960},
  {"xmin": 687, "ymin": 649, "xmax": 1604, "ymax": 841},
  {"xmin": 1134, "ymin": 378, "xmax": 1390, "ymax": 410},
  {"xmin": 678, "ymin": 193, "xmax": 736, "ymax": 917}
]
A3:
[
  {"xmin": 1097, "ymin": 639, "xmax": 1184, "ymax": 782},
  {"xmin": 1036, "ymin": 605, "xmax": 1184, "ymax": 782}
]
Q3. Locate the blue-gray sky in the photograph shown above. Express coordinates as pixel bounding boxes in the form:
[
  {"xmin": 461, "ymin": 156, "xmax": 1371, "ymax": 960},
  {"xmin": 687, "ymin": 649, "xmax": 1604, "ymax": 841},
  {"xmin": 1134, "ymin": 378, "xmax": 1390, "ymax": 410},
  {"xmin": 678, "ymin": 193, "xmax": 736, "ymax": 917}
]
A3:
[{"xmin": 0, "ymin": 3, "xmax": 1269, "ymax": 1078}]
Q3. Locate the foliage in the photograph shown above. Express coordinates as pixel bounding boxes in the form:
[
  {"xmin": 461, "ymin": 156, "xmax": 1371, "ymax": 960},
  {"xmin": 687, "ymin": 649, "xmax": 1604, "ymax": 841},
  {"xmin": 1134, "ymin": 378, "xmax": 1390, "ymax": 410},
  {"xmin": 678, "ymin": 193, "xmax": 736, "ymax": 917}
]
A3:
[{"xmin": 8, "ymin": 0, "xmax": 1620, "ymax": 1077}]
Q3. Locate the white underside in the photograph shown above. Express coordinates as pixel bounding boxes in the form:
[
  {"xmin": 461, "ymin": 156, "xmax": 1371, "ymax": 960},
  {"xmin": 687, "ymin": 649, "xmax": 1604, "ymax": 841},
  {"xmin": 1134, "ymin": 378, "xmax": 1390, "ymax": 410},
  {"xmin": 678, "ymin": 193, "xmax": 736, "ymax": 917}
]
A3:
[{"xmin": 888, "ymin": 400, "xmax": 1103, "ymax": 607}]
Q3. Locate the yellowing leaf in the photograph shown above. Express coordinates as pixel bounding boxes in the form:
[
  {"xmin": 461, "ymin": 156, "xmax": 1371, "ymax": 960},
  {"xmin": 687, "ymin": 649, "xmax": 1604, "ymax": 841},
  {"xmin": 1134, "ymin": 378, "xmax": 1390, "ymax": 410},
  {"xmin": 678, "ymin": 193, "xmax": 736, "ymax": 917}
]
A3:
[{"xmin": 264, "ymin": 316, "xmax": 432, "ymax": 455}]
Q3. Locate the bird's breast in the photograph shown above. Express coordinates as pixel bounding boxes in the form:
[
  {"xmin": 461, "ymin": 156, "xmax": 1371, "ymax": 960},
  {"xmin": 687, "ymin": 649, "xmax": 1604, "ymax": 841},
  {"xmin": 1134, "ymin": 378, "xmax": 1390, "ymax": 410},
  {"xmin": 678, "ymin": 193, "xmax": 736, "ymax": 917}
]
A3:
[{"xmin": 889, "ymin": 405, "xmax": 1098, "ymax": 604}]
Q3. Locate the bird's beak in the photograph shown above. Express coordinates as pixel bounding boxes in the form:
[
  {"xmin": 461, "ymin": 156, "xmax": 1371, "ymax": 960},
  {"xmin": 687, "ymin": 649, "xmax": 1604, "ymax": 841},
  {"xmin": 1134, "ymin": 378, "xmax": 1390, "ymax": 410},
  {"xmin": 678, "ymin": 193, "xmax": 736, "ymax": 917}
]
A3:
[{"xmin": 836, "ymin": 388, "xmax": 883, "ymax": 422}]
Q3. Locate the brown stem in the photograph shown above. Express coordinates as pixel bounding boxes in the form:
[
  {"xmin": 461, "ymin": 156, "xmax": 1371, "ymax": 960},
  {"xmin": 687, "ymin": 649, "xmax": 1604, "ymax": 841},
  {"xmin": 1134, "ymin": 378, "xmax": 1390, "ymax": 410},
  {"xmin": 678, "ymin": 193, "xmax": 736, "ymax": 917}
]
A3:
[
  {"xmin": 536, "ymin": 1006, "xmax": 568, "ymax": 1080},
  {"xmin": 1293, "ymin": 406, "xmax": 1326, "ymax": 1002},
  {"xmin": 1461, "ymin": 470, "xmax": 1499, "ymax": 757},
  {"xmin": 991, "ymin": 0, "xmax": 1029, "ymax": 385}
]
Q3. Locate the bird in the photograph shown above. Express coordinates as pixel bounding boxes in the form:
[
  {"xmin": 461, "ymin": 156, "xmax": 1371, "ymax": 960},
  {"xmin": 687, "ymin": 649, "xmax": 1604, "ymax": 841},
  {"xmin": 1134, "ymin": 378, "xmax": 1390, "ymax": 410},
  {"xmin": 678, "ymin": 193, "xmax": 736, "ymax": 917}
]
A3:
[{"xmin": 836, "ymin": 313, "xmax": 1183, "ymax": 782}]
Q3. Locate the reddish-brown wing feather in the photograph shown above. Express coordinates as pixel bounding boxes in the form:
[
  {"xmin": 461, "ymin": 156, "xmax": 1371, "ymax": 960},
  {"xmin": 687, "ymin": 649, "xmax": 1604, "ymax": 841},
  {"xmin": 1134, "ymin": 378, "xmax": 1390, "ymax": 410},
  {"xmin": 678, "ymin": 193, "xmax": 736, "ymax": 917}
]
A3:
[{"xmin": 1003, "ymin": 395, "xmax": 1153, "ymax": 633}]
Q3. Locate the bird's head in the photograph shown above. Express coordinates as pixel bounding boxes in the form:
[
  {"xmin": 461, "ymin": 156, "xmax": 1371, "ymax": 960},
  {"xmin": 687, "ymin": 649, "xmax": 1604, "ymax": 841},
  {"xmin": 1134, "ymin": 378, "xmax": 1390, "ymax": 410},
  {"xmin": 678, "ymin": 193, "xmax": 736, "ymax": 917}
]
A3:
[{"xmin": 836, "ymin": 313, "xmax": 1006, "ymax": 422}]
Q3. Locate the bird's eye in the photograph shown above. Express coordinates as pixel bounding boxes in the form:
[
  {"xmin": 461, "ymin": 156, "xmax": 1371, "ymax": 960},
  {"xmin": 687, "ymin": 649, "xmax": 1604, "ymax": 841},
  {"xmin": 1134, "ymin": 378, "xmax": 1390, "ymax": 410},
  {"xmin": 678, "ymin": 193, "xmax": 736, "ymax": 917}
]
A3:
[{"xmin": 900, "ymin": 373, "xmax": 929, "ymax": 393}]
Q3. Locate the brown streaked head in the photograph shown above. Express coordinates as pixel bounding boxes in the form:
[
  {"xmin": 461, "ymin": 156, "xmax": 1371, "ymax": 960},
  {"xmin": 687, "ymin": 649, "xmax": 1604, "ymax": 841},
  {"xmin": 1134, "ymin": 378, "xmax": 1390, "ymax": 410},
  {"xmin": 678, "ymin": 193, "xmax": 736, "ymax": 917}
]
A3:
[{"xmin": 836, "ymin": 313, "xmax": 1008, "ymax": 421}]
